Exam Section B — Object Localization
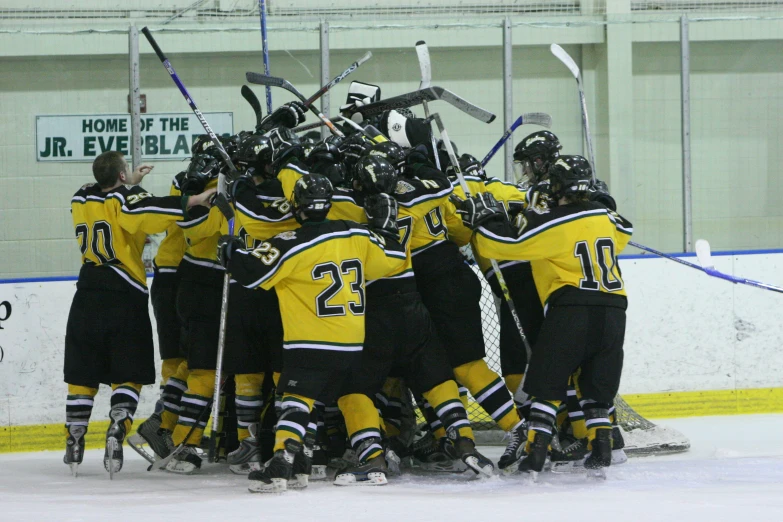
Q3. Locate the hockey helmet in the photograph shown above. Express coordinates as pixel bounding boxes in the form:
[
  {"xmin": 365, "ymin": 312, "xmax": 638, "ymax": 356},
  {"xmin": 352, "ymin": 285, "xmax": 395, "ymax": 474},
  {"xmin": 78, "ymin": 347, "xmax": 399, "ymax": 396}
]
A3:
[
  {"xmin": 291, "ymin": 173, "xmax": 334, "ymax": 223},
  {"xmin": 548, "ymin": 155, "xmax": 593, "ymax": 200},
  {"xmin": 353, "ymin": 155, "xmax": 398, "ymax": 195}
]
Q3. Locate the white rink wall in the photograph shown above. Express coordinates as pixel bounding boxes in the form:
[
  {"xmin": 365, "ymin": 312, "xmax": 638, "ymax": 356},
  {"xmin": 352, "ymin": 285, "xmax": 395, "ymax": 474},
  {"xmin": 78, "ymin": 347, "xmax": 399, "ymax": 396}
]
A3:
[{"xmin": 1, "ymin": 249, "xmax": 783, "ymax": 427}]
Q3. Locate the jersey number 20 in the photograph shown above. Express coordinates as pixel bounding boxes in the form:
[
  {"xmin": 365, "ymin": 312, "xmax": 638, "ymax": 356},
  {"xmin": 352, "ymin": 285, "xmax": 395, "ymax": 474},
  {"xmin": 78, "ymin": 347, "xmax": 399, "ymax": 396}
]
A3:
[
  {"xmin": 574, "ymin": 238, "xmax": 623, "ymax": 291},
  {"xmin": 75, "ymin": 221, "xmax": 116, "ymax": 264},
  {"xmin": 312, "ymin": 259, "xmax": 365, "ymax": 317}
]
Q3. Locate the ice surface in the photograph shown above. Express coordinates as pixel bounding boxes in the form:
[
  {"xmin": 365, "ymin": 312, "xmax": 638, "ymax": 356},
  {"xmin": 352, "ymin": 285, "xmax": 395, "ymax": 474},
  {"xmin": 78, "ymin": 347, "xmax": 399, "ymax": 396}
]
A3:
[{"xmin": 2, "ymin": 414, "xmax": 783, "ymax": 522}]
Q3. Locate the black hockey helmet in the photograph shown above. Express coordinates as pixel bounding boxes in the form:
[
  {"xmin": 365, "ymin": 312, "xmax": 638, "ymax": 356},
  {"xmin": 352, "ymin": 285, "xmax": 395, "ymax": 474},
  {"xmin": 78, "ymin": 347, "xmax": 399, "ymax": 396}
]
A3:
[
  {"xmin": 266, "ymin": 127, "xmax": 304, "ymax": 170},
  {"xmin": 308, "ymin": 141, "xmax": 343, "ymax": 165},
  {"xmin": 548, "ymin": 155, "xmax": 593, "ymax": 200},
  {"xmin": 445, "ymin": 153, "xmax": 486, "ymax": 180},
  {"xmin": 514, "ymin": 131, "xmax": 561, "ymax": 182},
  {"xmin": 291, "ymin": 173, "xmax": 334, "ymax": 223},
  {"xmin": 301, "ymin": 130, "xmax": 322, "ymax": 157},
  {"xmin": 235, "ymin": 133, "xmax": 273, "ymax": 176},
  {"xmin": 308, "ymin": 142, "xmax": 347, "ymax": 186},
  {"xmin": 435, "ymin": 139, "xmax": 458, "ymax": 171},
  {"xmin": 367, "ymin": 140, "xmax": 405, "ymax": 176},
  {"xmin": 353, "ymin": 155, "xmax": 398, "ymax": 195}
]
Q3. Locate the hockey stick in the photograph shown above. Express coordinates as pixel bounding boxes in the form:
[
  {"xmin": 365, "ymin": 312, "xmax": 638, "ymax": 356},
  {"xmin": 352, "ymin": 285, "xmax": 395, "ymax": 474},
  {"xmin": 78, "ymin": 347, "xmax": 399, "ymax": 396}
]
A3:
[
  {"xmin": 415, "ymin": 40, "xmax": 441, "ymax": 171},
  {"xmin": 550, "ymin": 44, "xmax": 596, "ymax": 183},
  {"xmin": 141, "ymin": 27, "xmax": 236, "ymax": 464},
  {"xmin": 432, "ymin": 113, "xmax": 533, "ymax": 357},
  {"xmin": 258, "ymin": 0, "xmax": 272, "ymax": 114},
  {"xmin": 347, "ymin": 86, "xmax": 496, "ymax": 124},
  {"xmin": 695, "ymin": 240, "xmax": 783, "ymax": 294},
  {"xmin": 241, "ymin": 85, "xmax": 264, "ymax": 128},
  {"xmin": 481, "ymin": 113, "xmax": 553, "ymax": 167},
  {"xmin": 246, "ymin": 51, "xmax": 371, "ymax": 136}
]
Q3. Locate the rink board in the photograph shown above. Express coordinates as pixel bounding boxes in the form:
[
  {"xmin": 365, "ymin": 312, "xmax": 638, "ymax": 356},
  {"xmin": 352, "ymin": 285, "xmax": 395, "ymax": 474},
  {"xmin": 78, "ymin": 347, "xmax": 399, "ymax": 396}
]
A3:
[{"xmin": 2, "ymin": 249, "xmax": 783, "ymax": 453}]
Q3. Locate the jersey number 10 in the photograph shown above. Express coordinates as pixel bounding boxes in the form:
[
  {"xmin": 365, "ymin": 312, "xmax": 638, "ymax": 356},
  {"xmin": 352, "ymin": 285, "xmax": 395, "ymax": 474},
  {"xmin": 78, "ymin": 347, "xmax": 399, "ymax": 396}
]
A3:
[{"xmin": 574, "ymin": 238, "xmax": 623, "ymax": 292}]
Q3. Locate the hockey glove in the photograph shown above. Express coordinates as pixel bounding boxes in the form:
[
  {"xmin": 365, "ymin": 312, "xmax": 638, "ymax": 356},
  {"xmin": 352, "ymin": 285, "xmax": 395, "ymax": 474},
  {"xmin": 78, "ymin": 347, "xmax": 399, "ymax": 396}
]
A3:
[
  {"xmin": 229, "ymin": 173, "xmax": 256, "ymax": 202},
  {"xmin": 526, "ymin": 180, "xmax": 556, "ymax": 211},
  {"xmin": 181, "ymin": 154, "xmax": 220, "ymax": 195},
  {"xmin": 216, "ymin": 235, "xmax": 244, "ymax": 270},
  {"xmin": 365, "ymin": 193, "xmax": 400, "ymax": 241},
  {"xmin": 589, "ymin": 179, "xmax": 617, "ymax": 211},
  {"xmin": 404, "ymin": 144, "xmax": 435, "ymax": 176},
  {"xmin": 452, "ymin": 192, "xmax": 505, "ymax": 230},
  {"xmin": 258, "ymin": 101, "xmax": 307, "ymax": 132}
]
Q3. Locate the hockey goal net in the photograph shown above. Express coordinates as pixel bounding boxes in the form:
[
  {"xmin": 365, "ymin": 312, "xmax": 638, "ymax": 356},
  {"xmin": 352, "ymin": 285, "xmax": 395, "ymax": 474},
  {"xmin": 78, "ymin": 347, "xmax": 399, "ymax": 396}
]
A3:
[{"xmin": 464, "ymin": 251, "xmax": 690, "ymax": 456}]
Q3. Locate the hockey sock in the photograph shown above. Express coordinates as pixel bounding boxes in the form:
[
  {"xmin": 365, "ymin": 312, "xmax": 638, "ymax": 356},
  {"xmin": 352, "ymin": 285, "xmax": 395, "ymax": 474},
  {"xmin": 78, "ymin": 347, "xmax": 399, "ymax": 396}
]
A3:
[
  {"xmin": 566, "ymin": 376, "xmax": 588, "ymax": 439},
  {"xmin": 526, "ymin": 399, "xmax": 560, "ymax": 451},
  {"xmin": 337, "ymin": 393, "xmax": 384, "ymax": 463},
  {"xmin": 609, "ymin": 405, "xmax": 616, "ymax": 425},
  {"xmin": 235, "ymin": 373, "xmax": 264, "ymax": 441},
  {"xmin": 422, "ymin": 380, "xmax": 474, "ymax": 440},
  {"xmin": 376, "ymin": 377, "xmax": 403, "ymax": 438},
  {"xmin": 454, "ymin": 360, "xmax": 520, "ymax": 432},
  {"xmin": 110, "ymin": 382, "xmax": 143, "ymax": 433},
  {"xmin": 458, "ymin": 385, "xmax": 470, "ymax": 411},
  {"xmin": 504, "ymin": 373, "xmax": 524, "ymax": 404},
  {"xmin": 582, "ymin": 400, "xmax": 612, "ymax": 450},
  {"xmin": 65, "ymin": 384, "xmax": 98, "ymax": 438},
  {"xmin": 160, "ymin": 359, "xmax": 189, "ymax": 431},
  {"xmin": 419, "ymin": 399, "xmax": 446, "ymax": 439},
  {"xmin": 306, "ymin": 406, "xmax": 319, "ymax": 444},
  {"xmin": 161, "ymin": 357, "xmax": 185, "ymax": 389},
  {"xmin": 172, "ymin": 369, "xmax": 214, "ymax": 447},
  {"xmin": 274, "ymin": 393, "xmax": 314, "ymax": 451}
]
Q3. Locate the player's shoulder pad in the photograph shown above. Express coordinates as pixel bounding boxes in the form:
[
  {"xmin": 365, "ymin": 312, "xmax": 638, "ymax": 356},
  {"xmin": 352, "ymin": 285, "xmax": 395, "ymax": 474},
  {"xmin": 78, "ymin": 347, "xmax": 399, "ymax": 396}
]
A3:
[
  {"xmin": 72, "ymin": 182, "xmax": 101, "ymax": 202},
  {"xmin": 333, "ymin": 188, "xmax": 363, "ymax": 206},
  {"xmin": 450, "ymin": 175, "xmax": 484, "ymax": 187},
  {"xmin": 484, "ymin": 177, "xmax": 518, "ymax": 188},
  {"xmin": 277, "ymin": 159, "xmax": 310, "ymax": 177}
]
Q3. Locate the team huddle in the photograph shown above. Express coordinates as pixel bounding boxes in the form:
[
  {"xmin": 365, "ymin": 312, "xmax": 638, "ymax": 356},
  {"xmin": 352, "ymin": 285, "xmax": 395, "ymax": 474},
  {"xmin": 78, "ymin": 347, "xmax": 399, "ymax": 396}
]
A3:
[{"xmin": 63, "ymin": 80, "xmax": 632, "ymax": 492}]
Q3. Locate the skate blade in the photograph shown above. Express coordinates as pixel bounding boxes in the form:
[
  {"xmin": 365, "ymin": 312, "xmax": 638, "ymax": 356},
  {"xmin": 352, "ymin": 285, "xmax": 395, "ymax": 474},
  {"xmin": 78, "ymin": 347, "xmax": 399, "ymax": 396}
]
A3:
[
  {"xmin": 586, "ymin": 468, "xmax": 607, "ymax": 480},
  {"xmin": 612, "ymin": 449, "xmax": 628, "ymax": 465},
  {"xmin": 164, "ymin": 460, "xmax": 199, "ymax": 475},
  {"xmin": 229, "ymin": 461, "xmax": 262, "ymax": 475},
  {"xmin": 310, "ymin": 465, "xmax": 328, "ymax": 481},
  {"xmin": 333, "ymin": 471, "xmax": 388, "ymax": 486},
  {"xmin": 248, "ymin": 478, "xmax": 287, "ymax": 493},
  {"xmin": 287, "ymin": 474, "xmax": 309, "ymax": 489},
  {"xmin": 412, "ymin": 460, "xmax": 469, "ymax": 473},
  {"xmin": 126, "ymin": 434, "xmax": 156, "ymax": 465},
  {"xmin": 104, "ymin": 437, "xmax": 121, "ymax": 480},
  {"xmin": 463, "ymin": 456, "xmax": 494, "ymax": 478},
  {"xmin": 69, "ymin": 462, "xmax": 80, "ymax": 478},
  {"xmin": 550, "ymin": 459, "xmax": 585, "ymax": 474}
]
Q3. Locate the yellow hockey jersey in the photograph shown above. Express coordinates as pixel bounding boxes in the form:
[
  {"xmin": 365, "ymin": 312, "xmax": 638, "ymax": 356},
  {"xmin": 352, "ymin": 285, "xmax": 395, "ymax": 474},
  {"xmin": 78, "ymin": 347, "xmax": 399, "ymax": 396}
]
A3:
[
  {"xmin": 473, "ymin": 201, "xmax": 633, "ymax": 310},
  {"xmin": 229, "ymin": 220, "xmax": 407, "ymax": 352},
  {"xmin": 153, "ymin": 173, "xmax": 188, "ymax": 273},
  {"xmin": 177, "ymin": 177, "xmax": 222, "ymax": 271},
  {"xmin": 71, "ymin": 183, "xmax": 184, "ymax": 293}
]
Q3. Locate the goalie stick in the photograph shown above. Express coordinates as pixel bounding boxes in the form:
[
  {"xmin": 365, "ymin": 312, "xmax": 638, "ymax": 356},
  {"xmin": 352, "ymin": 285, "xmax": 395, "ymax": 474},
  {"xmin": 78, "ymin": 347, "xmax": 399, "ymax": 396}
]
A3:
[
  {"xmin": 432, "ymin": 113, "xmax": 533, "ymax": 360},
  {"xmin": 415, "ymin": 40, "xmax": 441, "ymax": 171},
  {"xmin": 142, "ymin": 27, "xmax": 235, "ymax": 464},
  {"xmin": 481, "ymin": 113, "xmax": 553, "ymax": 167},
  {"xmin": 345, "ymin": 86, "xmax": 496, "ymax": 124},
  {"xmin": 551, "ymin": 44, "xmax": 596, "ymax": 183},
  {"xmin": 241, "ymin": 85, "xmax": 264, "ymax": 128}
]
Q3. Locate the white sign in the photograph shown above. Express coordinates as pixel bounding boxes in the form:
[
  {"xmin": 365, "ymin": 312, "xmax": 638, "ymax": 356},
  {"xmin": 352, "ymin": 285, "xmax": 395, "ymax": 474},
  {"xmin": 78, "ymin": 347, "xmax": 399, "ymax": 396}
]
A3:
[{"xmin": 36, "ymin": 112, "xmax": 234, "ymax": 162}]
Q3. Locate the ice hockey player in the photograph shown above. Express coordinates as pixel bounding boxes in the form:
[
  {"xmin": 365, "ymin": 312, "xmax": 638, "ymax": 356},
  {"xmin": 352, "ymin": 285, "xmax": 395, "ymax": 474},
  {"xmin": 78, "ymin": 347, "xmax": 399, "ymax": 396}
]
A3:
[
  {"xmin": 217, "ymin": 173, "xmax": 407, "ymax": 493},
  {"xmin": 328, "ymin": 152, "xmax": 494, "ymax": 485},
  {"xmin": 454, "ymin": 155, "xmax": 632, "ymax": 474},
  {"xmin": 64, "ymin": 151, "xmax": 214, "ymax": 477}
]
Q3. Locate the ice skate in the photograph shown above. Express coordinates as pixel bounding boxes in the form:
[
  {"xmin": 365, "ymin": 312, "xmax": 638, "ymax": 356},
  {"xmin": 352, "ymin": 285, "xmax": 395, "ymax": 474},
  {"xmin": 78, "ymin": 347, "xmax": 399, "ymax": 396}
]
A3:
[
  {"xmin": 104, "ymin": 409, "xmax": 130, "ymax": 479},
  {"xmin": 517, "ymin": 430, "xmax": 553, "ymax": 474},
  {"xmin": 450, "ymin": 437, "xmax": 494, "ymax": 477},
  {"xmin": 584, "ymin": 429, "xmax": 612, "ymax": 479},
  {"xmin": 127, "ymin": 414, "xmax": 174, "ymax": 464},
  {"xmin": 227, "ymin": 437, "xmax": 262, "ymax": 475},
  {"xmin": 289, "ymin": 442, "xmax": 313, "ymax": 489},
  {"xmin": 550, "ymin": 435, "xmax": 588, "ymax": 472},
  {"xmin": 411, "ymin": 429, "xmax": 467, "ymax": 473},
  {"xmin": 334, "ymin": 454, "xmax": 388, "ymax": 486},
  {"xmin": 64, "ymin": 425, "xmax": 87, "ymax": 477},
  {"xmin": 498, "ymin": 419, "xmax": 527, "ymax": 472},
  {"xmin": 164, "ymin": 445, "xmax": 202, "ymax": 474},
  {"xmin": 248, "ymin": 439, "xmax": 300, "ymax": 493}
]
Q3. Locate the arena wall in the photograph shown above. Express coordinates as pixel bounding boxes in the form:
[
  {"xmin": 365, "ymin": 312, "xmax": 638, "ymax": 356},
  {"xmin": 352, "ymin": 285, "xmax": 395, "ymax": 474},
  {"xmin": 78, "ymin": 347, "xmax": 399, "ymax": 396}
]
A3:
[{"xmin": 1, "ymin": 248, "xmax": 782, "ymax": 452}]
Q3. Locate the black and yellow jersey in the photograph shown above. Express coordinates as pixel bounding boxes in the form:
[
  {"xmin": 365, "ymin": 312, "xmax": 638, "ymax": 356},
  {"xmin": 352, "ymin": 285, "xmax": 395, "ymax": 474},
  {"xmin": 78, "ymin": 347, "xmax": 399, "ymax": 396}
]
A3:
[
  {"xmin": 228, "ymin": 220, "xmax": 406, "ymax": 352},
  {"xmin": 71, "ymin": 183, "xmax": 184, "ymax": 293},
  {"xmin": 153, "ymin": 173, "xmax": 188, "ymax": 274},
  {"xmin": 473, "ymin": 201, "xmax": 633, "ymax": 310},
  {"xmin": 177, "ymin": 177, "xmax": 223, "ymax": 271}
]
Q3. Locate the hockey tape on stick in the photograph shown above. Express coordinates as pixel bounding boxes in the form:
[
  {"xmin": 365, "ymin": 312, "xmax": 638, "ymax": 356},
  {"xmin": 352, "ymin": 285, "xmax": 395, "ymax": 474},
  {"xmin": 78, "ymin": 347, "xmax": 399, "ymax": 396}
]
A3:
[
  {"xmin": 415, "ymin": 40, "xmax": 440, "ymax": 169},
  {"xmin": 349, "ymin": 86, "xmax": 496, "ymax": 123},
  {"xmin": 481, "ymin": 113, "xmax": 553, "ymax": 167}
]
